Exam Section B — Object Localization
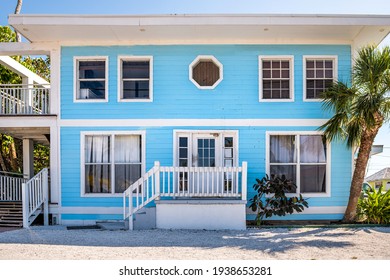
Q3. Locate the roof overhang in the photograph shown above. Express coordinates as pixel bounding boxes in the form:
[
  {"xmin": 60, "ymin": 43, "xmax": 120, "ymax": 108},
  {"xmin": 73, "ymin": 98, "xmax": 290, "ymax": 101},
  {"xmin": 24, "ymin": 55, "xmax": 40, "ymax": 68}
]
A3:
[{"xmin": 8, "ymin": 14, "xmax": 390, "ymax": 46}]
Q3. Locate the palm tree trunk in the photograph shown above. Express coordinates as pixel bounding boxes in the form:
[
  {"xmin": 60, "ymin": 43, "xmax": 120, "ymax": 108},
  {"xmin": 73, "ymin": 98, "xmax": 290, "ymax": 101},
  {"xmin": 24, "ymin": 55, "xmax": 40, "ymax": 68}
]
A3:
[
  {"xmin": 343, "ymin": 125, "xmax": 381, "ymax": 222},
  {"xmin": 14, "ymin": 0, "xmax": 23, "ymax": 42}
]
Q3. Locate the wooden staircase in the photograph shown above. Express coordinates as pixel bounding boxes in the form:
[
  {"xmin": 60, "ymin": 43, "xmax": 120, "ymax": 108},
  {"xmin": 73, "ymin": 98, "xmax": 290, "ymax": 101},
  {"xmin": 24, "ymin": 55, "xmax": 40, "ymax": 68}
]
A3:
[{"xmin": 0, "ymin": 201, "xmax": 23, "ymax": 228}]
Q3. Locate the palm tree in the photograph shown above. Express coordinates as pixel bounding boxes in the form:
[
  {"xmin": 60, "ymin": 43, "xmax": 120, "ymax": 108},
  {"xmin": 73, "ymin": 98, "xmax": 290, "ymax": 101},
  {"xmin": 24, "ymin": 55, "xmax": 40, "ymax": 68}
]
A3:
[
  {"xmin": 320, "ymin": 45, "xmax": 390, "ymax": 223},
  {"xmin": 14, "ymin": 0, "xmax": 23, "ymax": 42}
]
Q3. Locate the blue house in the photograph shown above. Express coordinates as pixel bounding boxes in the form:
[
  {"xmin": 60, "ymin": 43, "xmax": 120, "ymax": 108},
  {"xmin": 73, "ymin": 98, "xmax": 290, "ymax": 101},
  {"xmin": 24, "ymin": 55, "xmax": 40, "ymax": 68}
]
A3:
[{"xmin": 1, "ymin": 14, "xmax": 389, "ymax": 229}]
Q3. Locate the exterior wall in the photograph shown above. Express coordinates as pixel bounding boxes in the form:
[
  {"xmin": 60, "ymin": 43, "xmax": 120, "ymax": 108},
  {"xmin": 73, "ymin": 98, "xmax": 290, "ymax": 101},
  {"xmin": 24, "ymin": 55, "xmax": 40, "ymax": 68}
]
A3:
[
  {"xmin": 59, "ymin": 44, "xmax": 352, "ymax": 224},
  {"xmin": 368, "ymin": 180, "xmax": 390, "ymax": 190}
]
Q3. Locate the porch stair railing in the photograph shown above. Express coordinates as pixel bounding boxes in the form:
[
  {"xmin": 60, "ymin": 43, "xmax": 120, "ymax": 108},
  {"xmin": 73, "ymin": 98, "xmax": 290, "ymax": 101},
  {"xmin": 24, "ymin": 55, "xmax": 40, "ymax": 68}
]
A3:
[
  {"xmin": 0, "ymin": 84, "xmax": 50, "ymax": 115},
  {"xmin": 123, "ymin": 161, "xmax": 247, "ymax": 230},
  {"xmin": 0, "ymin": 172, "xmax": 27, "ymax": 201},
  {"xmin": 22, "ymin": 168, "xmax": 49, "ymax": 228}
]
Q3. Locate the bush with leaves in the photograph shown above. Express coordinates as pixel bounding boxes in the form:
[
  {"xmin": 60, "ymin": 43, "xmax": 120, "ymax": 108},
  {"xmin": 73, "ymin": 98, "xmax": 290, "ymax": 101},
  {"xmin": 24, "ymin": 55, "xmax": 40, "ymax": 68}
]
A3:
[
  {"xmin": 249, "ymin": 174, "xmax": 309, "ymax": 225},
  {"xmin": 357, "ymin": 186, "xmax": 390, "ymax": 224}
]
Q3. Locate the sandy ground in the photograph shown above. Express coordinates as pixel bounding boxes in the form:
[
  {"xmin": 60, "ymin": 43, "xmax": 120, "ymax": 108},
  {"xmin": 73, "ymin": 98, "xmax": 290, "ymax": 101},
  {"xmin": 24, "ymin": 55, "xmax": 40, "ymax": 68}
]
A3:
[{"xmin": 0, "ymin": 226, "xmax": 389, "ymax": 260}]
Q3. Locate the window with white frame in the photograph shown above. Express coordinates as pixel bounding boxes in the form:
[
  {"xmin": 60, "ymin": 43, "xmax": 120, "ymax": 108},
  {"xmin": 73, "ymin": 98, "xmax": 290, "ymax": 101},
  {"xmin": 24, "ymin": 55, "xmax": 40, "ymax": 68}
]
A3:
[
  {"xmin": 75, "ymin": 57, "xmax": 107, "ymax": 100},
  {"xmin": 304, "ymin": 57, "xmax": 337, "ymax": 100},
  {"xmin": 268, "ymin": 133, "xmax": 329, "ymax": 194},
  {"xmin": 83, "ymin": 133, "xmax": 143, "ymax": 195},
  {"xmin": 260, "ymin": 56, "xmax": 293, "ymax": 101},
  {"xmin": 119, "ymin": 57, "xmax": 152, "ymax": 101}
]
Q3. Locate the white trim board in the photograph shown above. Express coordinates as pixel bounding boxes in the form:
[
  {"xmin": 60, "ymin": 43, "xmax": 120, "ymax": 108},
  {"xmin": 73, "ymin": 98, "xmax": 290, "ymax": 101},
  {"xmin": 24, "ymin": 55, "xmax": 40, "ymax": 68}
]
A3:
[
  {"xmin": 59, "ymin": 119, "xmax": 328, "ymax": 127},
  {"xmin": 247, "ymin": 206, "xmax": 346, "ymax": 215}
]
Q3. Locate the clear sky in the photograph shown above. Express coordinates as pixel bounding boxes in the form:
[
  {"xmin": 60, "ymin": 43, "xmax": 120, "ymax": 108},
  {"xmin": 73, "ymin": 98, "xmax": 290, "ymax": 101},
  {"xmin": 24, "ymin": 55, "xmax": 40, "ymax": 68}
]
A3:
[{"xmin": 0, "ymin": 0, "xmax": 389, "ymax": 174}]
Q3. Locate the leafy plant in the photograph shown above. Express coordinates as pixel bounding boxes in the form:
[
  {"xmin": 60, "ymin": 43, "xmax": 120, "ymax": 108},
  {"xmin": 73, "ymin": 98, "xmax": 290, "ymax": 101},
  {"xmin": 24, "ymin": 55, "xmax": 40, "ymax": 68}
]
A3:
[
  {"xmin": 357, "ymin": 186, "xmax": 390, "ymax": 224},
  {"xmin": 249, "ymin": 174, "xmax": 309, "ymax": 225}
]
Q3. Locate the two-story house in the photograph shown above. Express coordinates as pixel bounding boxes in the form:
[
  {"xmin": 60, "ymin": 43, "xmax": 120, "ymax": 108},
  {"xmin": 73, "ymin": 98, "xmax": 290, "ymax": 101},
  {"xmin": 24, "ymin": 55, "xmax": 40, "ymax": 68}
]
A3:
[{"xmin": 1, "ymin": 14, "xmax": 390, "ymax": 229}]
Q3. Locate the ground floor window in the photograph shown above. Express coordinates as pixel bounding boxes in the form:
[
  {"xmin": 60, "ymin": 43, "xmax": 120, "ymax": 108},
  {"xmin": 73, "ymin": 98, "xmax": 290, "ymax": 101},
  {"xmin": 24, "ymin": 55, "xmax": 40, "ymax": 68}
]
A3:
[
  {"xmin": 82, "ymin": 132, "xmax": 144, "ymax": 195},
  {"xmin": 267, "ymin": 132, "xmax": 330, "ymax": 195}
]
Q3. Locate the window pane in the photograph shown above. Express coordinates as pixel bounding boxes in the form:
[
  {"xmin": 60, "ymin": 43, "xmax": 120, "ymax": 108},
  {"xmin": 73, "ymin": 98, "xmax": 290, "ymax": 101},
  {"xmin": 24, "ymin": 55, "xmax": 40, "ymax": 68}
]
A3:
[
  {"xmin": 85, "ymin": 136, "xmax": 110, "ymax": 163},
  {"xmin": 79, "ymin": 81, "xmax": 106, "ymax": 99},
  {"xmin": 300, "ymin": 135, "xmax": 326, "ymax": 163},
  {"xmin": 262, "ymin": 61, "xmax": 271, "ymax": 68},
  {"xmin": 115, "ymin": 164, "xmax": 141, "ymax": 193},
  {"xmin": 114, "ymin": 135, "xmax": 141, "ymax": 163},
  {"xmin": 79, "ymin": 60, "xmax": 105, "ymax": 79},
  {"xmin": 263, "ymin": 69, "xmax": 271, "ymax": 78},
  {"xmin": 123, "ymin": 81, "xmax": 150, "ymax": 99},
  {"xmin": 179, "ymin": 137, "xmax": 188, "ymax": 147},
  {"xmin": 224, "ymin": 137, "xmax": 233, "ymax": 147},
  {"xmin": 85, "ymin": 164, "xmax": 111, "ymax": 193},
  {"xmin": 122, "ymin": 61, "xmax": 149, "ymax": 79},
  {"xmin": 270, "ymin": 135, "xmax": 296, "ymax": 163},
  {"xmin": 270, "ymin": 165, "xmax": 297, "ymax": 184},
  {"xmin": 300, "ymin": 165, "xmax": 326, "ymax": 193}
]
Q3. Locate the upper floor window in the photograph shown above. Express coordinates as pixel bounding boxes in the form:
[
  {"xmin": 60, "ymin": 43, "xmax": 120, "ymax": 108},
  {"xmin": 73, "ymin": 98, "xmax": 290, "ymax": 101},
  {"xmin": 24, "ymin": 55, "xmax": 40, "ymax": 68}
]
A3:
[
  {"xmin": 119, "ymin": 56, "xmax": 153, "ymax": 102},
  {"xmin": 267, "ymin": 132, "xmax": 330, "ymax": 196},
  {"xmin": 304, "ymin": 56, "xmax": 337, "ymax": 101},
  {"xmin": 259, "ymin": 56, "xmax": 294, "ymax": 102},
  {"xmin": 74, "ymin": 57, "xmax": 108, "ymax": 102},
  {"xmin": 189, "ymin": 55, "xmax": 223, "ymax": 89}
]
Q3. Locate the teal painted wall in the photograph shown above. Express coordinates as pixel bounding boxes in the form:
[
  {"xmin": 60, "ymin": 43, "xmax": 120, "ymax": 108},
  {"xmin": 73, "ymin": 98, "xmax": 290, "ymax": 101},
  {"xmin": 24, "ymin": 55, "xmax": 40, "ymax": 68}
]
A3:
[{"xmin": 60, "ymin": 45, "xmax": 351, "ymax": 119}]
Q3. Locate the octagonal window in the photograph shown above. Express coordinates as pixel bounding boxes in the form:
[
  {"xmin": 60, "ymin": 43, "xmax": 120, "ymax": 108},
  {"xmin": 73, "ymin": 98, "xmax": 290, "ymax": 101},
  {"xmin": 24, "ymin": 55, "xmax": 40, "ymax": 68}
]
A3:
[{"xmin": 189, "ymin": 55, "xmax": 223, "ymax": 89}]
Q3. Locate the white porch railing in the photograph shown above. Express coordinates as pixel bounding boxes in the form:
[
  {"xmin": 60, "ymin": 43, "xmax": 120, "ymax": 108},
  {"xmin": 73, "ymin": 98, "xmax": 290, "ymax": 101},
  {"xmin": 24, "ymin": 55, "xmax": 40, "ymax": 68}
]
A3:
[
  {"xmin": 22, "ymin": 168, "xmax": 49, "ymax": 228},
  {"xmin": 123, "ymin": 161, "xmax": 247, "ymax": 230},
  {"xmin": 0, "ymin": 84, "xmax": 50, "ymax": 115},
  {"xmin": 0, "ymin": 172, "xmax": 27, "ymax": 201}
]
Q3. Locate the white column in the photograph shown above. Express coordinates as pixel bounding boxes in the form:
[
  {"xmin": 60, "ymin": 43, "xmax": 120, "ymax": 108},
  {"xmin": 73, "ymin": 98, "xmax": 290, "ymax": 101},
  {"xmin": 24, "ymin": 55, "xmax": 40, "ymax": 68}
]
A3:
[
  {"xmin": 49, "ymin": 47, "xmax": 60, "ymax": 115},
  {"xmin": 49, "ymin": 124, "xmax": 59, "ymax": 204},
  {"xmin": 23, "ymin": 138, "xmax": 34, "ymax": 179},
  {"xmin": 22, "ymin": 77, "xmax": 34, "ymax": 114}
]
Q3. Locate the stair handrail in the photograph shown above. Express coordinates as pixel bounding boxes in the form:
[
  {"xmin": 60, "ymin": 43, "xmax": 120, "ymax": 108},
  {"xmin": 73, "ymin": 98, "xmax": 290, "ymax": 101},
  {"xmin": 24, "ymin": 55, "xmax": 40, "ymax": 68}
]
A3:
[
  {"xmin": 0, "ymin": 173, "xmax": 27, "ymax": 201},
  {"xmin": 123, "ymin": 161, "xmax": 161, "ymax": 230},
  {"xmin": 22, "ymin": 168, "xmax": 49, "ymax": 228}
]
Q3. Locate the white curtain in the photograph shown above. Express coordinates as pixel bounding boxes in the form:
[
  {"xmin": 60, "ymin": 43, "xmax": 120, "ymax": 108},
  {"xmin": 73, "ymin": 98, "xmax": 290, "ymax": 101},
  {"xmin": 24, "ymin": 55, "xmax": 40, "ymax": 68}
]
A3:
[
  {"xmin": 300, "ymin": 135, "xmax": 326, "ymax": 192},
  {"xmin": 270, "ymin": 135, "xmax": 296, "ymax": 163},
  {"xmin": 115, "ymin": 135, "xmax": 141, "ymax": 193},
  {"xmin": 85, "ymin": 135, "xmax": 110, "ymax": 193}
]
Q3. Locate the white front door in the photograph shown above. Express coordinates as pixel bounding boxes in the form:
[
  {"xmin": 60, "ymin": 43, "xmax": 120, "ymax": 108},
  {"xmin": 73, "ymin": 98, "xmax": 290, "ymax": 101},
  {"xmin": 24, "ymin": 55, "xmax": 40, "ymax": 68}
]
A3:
[{"xmin": 175, "ymin": 131, "xmax": 237, "ymax": 195}]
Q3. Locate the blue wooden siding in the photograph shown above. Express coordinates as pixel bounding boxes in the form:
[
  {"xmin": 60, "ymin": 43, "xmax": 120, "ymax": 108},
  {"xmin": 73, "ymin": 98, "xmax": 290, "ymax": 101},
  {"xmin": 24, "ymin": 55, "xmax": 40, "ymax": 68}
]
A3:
[
  {"xmin": 60, "ymin": 126, "xmax": 352, "ymax": 221},
  {"xmin": 60, "ymin": 45, "xmax": 351, "ymax": 119}
]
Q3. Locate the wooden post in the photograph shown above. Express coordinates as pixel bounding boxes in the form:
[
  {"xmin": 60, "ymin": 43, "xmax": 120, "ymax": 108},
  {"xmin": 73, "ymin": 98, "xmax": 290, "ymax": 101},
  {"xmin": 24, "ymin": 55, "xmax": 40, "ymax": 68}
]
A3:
[
  {"xmin": 21, "ymin": 183, "xmax": 29, "ymax": 228},
  {"xmin": 43, "ymin": 168, "xmax": 49, "ymax": 226},
  {"xmin": 129, "ymin": 190, "xmax": 133, "ymax": 230},
  {"xmin": 241, "ymin": 161, "xmax": 248, "ymax": 201},
  {"xmin": 154, "ymin": 161, "xmax": 160, "ymax": 197}
]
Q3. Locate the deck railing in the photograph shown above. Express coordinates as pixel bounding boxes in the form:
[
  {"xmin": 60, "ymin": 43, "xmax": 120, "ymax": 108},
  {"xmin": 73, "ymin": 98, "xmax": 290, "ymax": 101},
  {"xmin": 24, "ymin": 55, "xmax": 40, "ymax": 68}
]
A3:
[
  {"xmin": 0, "ymin": 172, "xmax": 27, "ymax": 201},
  {"xmin": 0, "ymin": 84, "xmax": 50, "ymax": 115},
  {"xmin": 123, "ymin": 161, "xmax": 247, "ymax": 230},
  {"xmin": 22, "ymin": 168, "xmax": 49, "ymax": 228}
]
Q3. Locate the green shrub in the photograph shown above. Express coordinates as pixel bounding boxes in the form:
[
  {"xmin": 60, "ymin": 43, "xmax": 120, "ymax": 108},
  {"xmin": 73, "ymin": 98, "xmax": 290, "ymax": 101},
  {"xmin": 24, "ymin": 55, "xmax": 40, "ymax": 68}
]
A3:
[
  {"xmin": 249, "ymin": 174, "xmax": 309, "ymax": 225},
  {"xmin": 357, "ymin": 186, "xmax": 390, "ymax": 224}
]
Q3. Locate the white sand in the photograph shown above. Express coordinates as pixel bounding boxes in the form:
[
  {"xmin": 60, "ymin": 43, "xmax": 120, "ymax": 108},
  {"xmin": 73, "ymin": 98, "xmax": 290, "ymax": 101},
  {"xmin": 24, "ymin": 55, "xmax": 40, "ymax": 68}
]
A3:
[{"xmin": 0, "ymin": 226, "xmax": 389, "ymax": 260}]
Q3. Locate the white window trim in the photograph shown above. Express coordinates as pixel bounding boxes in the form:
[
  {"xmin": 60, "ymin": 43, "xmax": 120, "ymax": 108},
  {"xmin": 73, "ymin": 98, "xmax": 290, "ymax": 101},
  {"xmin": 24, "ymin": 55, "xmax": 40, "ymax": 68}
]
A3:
[
  {"xmin": 265, "ymin": 131, "xmax": 331, "ymax": 198},
  {"xmin": 259, "ymin": 55, "xmax": 294, "ymax": 102},
  {"xmin": 80, "ymin": 131, "xmax": 146, "ymax": 197},
  {"xmin": 117, "ymin": 56, "xmax": 153, "ymax": 102},
  {"xmin": 173, "ymin": 130, "xmax": 239, "ymax": 167},
  {"xmin": 303, "ymin": 55, "xmax": 338, "ymax": 102},
  {"xmin": 73, "ymin": 56, "xmax": 109, "ymax": 103},
  {"xmin": 189, "ymin": 55, "xmax": 224, "ymax": 90}
]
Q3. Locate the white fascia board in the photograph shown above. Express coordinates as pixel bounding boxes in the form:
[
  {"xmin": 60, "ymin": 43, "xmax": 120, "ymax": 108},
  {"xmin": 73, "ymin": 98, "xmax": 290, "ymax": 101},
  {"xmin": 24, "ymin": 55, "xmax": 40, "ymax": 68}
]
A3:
[
  {"xmin": 0, "ymin": 56, "xmax": 49, "ymax": 85},
  {"xmin": 0, "ymin": 42, "xmax": 52, "ymax": 55},
  {"xmin": 8, "ymin": 14, "xmax": 390, "ymax": 27}
]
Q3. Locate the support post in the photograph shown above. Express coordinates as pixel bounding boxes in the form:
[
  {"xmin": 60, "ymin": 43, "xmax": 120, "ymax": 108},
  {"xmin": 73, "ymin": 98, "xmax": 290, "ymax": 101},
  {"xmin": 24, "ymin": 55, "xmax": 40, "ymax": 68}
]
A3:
[
  {"xmin": 154, "ymin": 161, "xmax": 160, "ymax": 197},
  {"xmin": 241, "ymin": 161, "xmax": 247, "ymax": 201},
  {"xmin": 22, "ymin": 138, "xmax": 34, "ymax": 179},
  {"xmin": 21, "ymin": 183, "xmax": 29, "ymax": 228},
  {"xmin": 129, "ymin": 191, "xmax": 133, "ymax": 230},
  {"xmin": 43, "ymin": 168, "xmax": 49, "ymax": 226},
  {"xmin": 22, "ymin": 77, "xmax": 33, "ymax": 114}
]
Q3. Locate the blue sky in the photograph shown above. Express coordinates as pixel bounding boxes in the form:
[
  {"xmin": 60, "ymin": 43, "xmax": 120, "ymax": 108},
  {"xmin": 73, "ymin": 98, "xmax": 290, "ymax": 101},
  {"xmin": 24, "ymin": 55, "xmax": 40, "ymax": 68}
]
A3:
[{"xmin": 0, "ymin": 0, "xmax": 389, "ymax": 173}]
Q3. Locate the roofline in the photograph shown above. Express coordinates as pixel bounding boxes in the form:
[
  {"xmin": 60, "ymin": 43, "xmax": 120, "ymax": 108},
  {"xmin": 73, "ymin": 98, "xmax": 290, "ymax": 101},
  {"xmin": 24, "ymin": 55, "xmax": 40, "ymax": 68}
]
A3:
[{"xmin": 9, "ymin": 13, "xmax": 390, "ymax": 26}]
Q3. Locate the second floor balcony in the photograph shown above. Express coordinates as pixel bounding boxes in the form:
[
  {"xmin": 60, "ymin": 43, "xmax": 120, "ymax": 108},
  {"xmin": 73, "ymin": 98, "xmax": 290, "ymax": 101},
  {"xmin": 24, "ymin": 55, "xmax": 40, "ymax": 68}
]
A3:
[{"xmin": 0, "ymin": 84, "xmax": 50, "ymax": 115}]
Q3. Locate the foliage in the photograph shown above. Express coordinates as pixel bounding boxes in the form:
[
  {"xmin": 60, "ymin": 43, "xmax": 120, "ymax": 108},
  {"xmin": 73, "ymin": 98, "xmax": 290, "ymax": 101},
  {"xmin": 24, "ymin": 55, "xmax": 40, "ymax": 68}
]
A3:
[
  {"xmin": 319, "ymin": 45, "xmax": 390, "ymax": 222},
  {"xmin": 357, "ymin": 186, "xmax": 390, "ymax": 224},
  {"xmin": 0, "ymin": 25, "xmax": 50, "ymax": 174},
  {"xmin": 34, "ymin": 144, "xmax": 50, "ymax": 173},
  {"xmin": 249, "ymin": 175, "xmax": 309, "ymax": 225}
]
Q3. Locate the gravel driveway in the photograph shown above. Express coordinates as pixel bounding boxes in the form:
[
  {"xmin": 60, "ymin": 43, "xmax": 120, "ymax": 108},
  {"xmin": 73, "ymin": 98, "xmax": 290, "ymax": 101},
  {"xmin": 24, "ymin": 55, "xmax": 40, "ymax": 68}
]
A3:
[{"xmin": 0, "ymin": 226, "xmax": 389, "ymax": 260}]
